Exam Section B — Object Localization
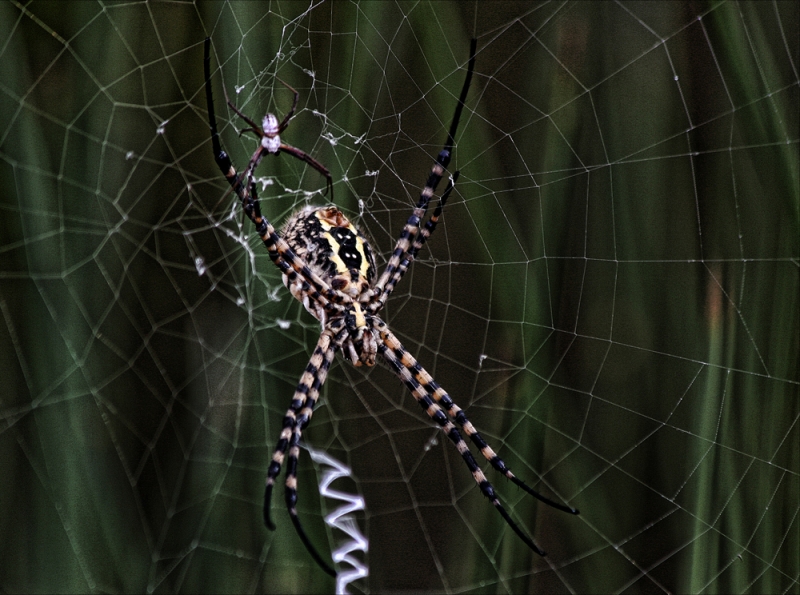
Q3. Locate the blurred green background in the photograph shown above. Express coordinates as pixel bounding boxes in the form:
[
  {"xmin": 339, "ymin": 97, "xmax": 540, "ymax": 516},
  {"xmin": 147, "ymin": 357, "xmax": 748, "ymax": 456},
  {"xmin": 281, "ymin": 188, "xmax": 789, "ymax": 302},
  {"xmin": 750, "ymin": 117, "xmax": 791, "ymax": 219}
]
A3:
[{"xmin": 0, "ymin": 1, "xmax": 797, "ymax": 593}]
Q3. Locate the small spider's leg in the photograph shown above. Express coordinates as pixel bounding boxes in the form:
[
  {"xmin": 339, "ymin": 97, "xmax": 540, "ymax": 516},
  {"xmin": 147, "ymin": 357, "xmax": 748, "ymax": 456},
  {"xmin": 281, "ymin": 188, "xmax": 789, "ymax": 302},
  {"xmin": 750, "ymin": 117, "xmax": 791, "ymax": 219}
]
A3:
[
  {"xmin": 375, "ymin": 321, "xmax": 548, "ymax": 557},
  {"xmin": 372, "ymin": 172, "xmax": 459, "ymax": 313},
  {"xmin": 275, "ymin": 77, "xmax": 299, "ymax": 132},
  {"xmin": 370, "ymin": 39, "xmax": 476, "ymax": 312},
  {"xmin": 223, "ymin": 86, "xmax": 264, "ymax": 138},
  {"xmin": 243, "ymin": 145, "xmax": 268, "ymax": 186},
  {"xmin": 279, "ymin": 143, "xmax": 334, "ymax": 201}
]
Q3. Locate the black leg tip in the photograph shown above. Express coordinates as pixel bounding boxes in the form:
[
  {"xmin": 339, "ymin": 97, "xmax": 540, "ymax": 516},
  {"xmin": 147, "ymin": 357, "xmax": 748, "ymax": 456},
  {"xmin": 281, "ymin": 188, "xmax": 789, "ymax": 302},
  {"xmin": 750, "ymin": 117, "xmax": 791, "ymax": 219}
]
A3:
[{"xmin": 263, "ymin": 509, "xmax": 276, "ymax": 531}]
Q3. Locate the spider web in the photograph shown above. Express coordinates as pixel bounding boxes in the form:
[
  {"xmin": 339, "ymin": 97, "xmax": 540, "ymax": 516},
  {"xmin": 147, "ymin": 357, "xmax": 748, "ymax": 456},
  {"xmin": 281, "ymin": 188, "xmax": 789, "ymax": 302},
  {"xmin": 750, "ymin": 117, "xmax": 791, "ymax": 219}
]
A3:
[{"xmin": 1, "ymin": 1, "xmax": 798, "ymax": 593}]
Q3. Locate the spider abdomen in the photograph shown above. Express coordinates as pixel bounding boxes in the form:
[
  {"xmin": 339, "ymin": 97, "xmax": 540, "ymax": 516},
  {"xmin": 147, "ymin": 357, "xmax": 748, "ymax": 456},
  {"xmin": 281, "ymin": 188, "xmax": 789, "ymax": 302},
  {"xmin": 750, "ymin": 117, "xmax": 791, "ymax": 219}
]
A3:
[{"xmin": 281, "ymin": 206, "xmax": 376, "ymax": 300}]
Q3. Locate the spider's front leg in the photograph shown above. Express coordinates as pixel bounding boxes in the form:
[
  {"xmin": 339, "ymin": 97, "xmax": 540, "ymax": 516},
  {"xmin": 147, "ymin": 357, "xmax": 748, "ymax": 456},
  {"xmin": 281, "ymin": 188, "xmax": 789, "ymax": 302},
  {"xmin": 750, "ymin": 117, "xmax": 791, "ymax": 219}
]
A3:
[
  {"xmin": 374, "ymin": 172, "xmax": 459, "ymax": 310},
  {"xmin": 206, "ymin": 41, "xmax": 349, "ymax": 316},
  {"xmin": 370, "ymin": 38, "xmax": 476, "ymax": 314}
]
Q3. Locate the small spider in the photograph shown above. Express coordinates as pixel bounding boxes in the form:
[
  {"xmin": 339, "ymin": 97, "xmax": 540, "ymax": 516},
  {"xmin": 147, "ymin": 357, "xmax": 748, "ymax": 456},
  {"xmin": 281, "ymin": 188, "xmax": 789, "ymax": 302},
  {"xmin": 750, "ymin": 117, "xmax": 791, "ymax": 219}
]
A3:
[
  {"xmin": 204, "ymin": 37, "xmax": 578, "ymax": 577},
  {"xmin": 203, "ymin": 39, "xmax": 333, "ymax": 200}
]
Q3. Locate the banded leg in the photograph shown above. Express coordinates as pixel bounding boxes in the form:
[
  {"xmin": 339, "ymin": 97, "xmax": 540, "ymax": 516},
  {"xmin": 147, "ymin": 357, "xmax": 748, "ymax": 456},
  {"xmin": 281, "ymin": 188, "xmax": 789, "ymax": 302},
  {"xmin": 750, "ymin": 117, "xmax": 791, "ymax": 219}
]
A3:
[
  {"xmin": 375, "ymin": 320, "xmax": 549, "ymax": 556},
  {"xmin": 370, "ymin": 39, "xmax": 476, "ymax": 310},
  {"xmin": 204, "ymin": 37, "xmax": 344, "ymax": 312},
  {"xmin": 284, "ymin": 328, "xmax": 343, "ymax": 578},
  {"xmin": 375, "ymin": 319, "xmax": 579, "ymax": 517},
  {"xmin": 263, "ymin": 328, "xmax": 341, "ymax": 577},
  {"xmin": 373, "ymin": 172, "xmax": 459, "ymax": 311}
]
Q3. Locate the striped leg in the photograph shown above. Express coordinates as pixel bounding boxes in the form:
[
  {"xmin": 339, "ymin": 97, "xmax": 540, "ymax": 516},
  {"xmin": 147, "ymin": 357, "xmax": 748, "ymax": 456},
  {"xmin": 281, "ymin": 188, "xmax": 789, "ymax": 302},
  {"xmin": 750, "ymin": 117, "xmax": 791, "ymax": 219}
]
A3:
[
  {"xmin": 369, "ymin": 155, "xmax": 450, "ymax": 302},
  {"xmin": 204, "ymin": 37, "xmax": 344, "ymax": 314},
  {"xmin": 375, "ymin": 320, "xmax": 550, "ymax": 556},
  {"xmin": 375, "ymin": 319, "xmax": 579, "ymax": 517},
  {"xmin": 370, "ymin": 39, "xmax": 476, "ymax": 311},
  {"xmin": 371, "ymin": 173, "xmax": 459, "ymax": 313},
  {"xmin": 263, "ymin": 328, "xmax": 341, "ymax": 577}
]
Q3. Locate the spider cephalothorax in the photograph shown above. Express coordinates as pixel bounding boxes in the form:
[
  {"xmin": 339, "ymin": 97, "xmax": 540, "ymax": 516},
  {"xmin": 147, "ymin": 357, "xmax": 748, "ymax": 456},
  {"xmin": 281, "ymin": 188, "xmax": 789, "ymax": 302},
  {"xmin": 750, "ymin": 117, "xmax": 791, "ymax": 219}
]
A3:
[{"xmin": 204, "ymin": 37, "xmax": 579, "ymax": 578}]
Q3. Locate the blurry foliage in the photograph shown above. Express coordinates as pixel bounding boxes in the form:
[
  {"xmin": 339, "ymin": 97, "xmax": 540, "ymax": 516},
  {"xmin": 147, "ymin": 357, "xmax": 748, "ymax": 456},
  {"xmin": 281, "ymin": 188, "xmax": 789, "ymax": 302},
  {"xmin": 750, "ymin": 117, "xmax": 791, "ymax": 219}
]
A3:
[{"xmin": 0, "ymin": 1, "xmax": 797, "ymax": 594}]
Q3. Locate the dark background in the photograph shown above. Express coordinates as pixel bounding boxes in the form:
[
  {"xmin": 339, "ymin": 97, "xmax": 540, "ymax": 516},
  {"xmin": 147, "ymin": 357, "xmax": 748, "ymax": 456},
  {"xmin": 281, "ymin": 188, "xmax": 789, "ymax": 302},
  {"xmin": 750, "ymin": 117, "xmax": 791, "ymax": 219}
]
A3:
[{"xmin": 0, "ymin": 2, "xmax": 797, "ymax": 593}]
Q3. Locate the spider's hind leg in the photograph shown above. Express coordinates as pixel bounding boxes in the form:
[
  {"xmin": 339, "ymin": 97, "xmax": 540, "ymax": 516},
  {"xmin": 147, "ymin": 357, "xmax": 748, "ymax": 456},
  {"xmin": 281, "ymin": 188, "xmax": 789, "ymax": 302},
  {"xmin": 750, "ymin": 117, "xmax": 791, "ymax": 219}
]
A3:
[
  {"xmin": 263, "ymin": 329, "xmax": 340, "ymax": 577},
  {"xmin": 436, "ymin": 391, "xmax": 579, "ymax": 514},
  {"xmin": 375, "ymin": 320, "xmax": 550, "ymax": 556},
  {"xmin": 372, "ymin": 316, "xmax": 579, "ymax": 516}
]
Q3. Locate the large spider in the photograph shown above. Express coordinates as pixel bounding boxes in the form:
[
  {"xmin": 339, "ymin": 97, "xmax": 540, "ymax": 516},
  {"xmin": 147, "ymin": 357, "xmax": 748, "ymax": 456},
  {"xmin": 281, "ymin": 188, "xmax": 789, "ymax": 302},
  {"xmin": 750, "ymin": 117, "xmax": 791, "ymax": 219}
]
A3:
[{"xmin": 204, "ymin": 37, "xmax": 578, "ymax": 577}]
